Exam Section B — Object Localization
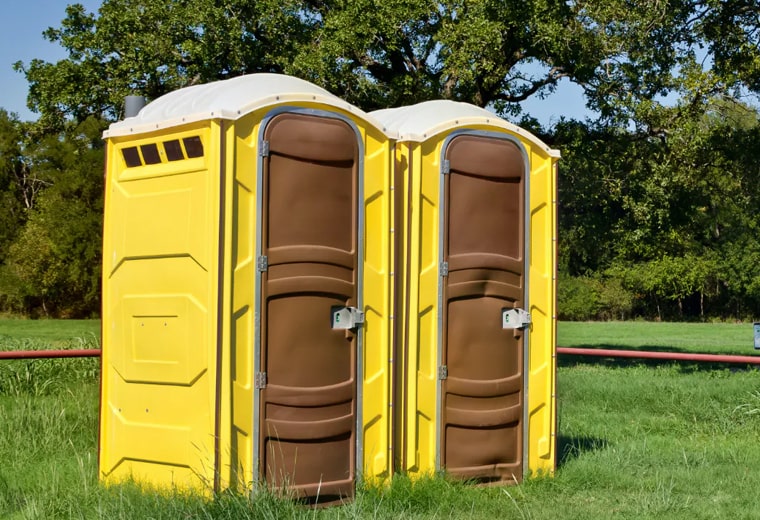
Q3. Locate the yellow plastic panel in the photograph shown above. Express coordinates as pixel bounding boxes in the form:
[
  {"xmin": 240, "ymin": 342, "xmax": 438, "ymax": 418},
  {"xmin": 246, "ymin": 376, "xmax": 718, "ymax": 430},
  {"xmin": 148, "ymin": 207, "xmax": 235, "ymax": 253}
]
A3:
[
  {"xmin": 526, "ymin": 153, "xmax": 558, "ymax": 475},
  {"xmin": 112, "ymin": 294, "xmax": 207, "ymax": 385},
  {"xmin": 400, "ymin": 142, "xmax": 421, "ymax": 473},
  {"xmin": 219, "ymin": 116, "xmax": 260, "ymax": 492},
  {"xmin": 100, "ymin": 123, "xmax": 220, "ymax": 492},
  {"xmin": 100, "ymin": 376, "xmax": 215, "ymax": 487},
  {"xmin": 405, "ymin": 139, "xmax": 442, "ymax": 476},
  {"xmin": 108, "ymin": 185, "xmax": 210, "ymax": 267},
  {"xmin": 228, "ymin": 305, "xmax": 253, "ymax": 485},
  {"xmin": 391, "ymin": 145, "xmax": 407, "ymax": 475},
  {"xmin": 360, "ymin": 125, "xmax": 393, "ymax": 480}
]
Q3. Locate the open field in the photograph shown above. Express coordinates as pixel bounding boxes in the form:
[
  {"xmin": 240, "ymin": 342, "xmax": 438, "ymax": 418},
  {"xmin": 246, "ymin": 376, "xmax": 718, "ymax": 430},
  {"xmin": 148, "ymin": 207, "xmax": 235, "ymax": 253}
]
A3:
[
  {"xmin": 0, "ymin": 319, "xmax": 100, "ymax": 342},
  {"xmin": 558, "ymin": 320, "xmax": 759, "ymax": 355},
  {"xmin": 1, "ymin": 319, "xmax": 760, "ymax": 518}
]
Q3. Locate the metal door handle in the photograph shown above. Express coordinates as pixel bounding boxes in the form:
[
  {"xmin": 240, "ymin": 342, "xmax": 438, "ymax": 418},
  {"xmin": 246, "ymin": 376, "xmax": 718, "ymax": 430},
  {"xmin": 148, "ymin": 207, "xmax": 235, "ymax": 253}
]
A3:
[
  {"xmin": 332, "ymin": 306, "xmax": 365, "ymax": 329},
  {"xmin": 502, "ymin": 308, "xmax": 531, "ymax": 330}
]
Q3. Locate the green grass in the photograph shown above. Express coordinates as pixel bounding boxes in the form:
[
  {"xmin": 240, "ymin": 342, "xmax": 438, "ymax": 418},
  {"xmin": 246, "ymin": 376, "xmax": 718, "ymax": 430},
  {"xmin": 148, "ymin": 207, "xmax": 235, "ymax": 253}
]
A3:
[
  {"xmin": 2, "ymin": 319, "xmax": 760, "ymax": 518},
  {"xmin": 0, "ymin": 319, "xmax": 100, "ymax": 397},
  {"xmin": 545, "ymin": 364, "xmax": 760, "ymax": 519},
  {"xmin": 0, "ymin": 318, "xmax": 99, "ymax": 343},
  {"xmin": 0, "ymin": 320, "xmax": 102, "ymax": 519},
  {"xmin": 558, "ymin": 320, "xmax": 758, "ymax": 355}
]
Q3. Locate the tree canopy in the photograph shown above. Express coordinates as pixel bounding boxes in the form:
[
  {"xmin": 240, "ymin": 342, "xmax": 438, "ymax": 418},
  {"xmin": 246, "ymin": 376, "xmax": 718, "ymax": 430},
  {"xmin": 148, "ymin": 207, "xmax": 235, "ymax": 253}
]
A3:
[
  {"xmin": 2, "ymin": 0, "xmax": 760, "ymax": 319},
  {"xmin": 16, "ymin": 1, "xmax": 759, "ymax": 125}
]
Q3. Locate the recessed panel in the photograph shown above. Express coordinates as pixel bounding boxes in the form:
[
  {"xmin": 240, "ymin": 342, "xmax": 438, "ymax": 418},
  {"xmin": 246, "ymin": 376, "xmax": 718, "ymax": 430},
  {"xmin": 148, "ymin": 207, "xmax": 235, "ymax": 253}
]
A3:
[
  {"xmin": 448, "ymin": 174, "xmax": 522, "ymax": 260},
  {"xmin": 267, "ymin": 295, "xmax": 351, "ymax": 388},
  {"xmin": 112, "ymin": 295, "xmax": 207, "ymax": 385}
]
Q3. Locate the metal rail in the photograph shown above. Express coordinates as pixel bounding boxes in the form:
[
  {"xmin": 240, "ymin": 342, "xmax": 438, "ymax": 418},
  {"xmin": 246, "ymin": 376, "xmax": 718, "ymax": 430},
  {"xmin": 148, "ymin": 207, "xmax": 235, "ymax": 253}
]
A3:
[
  {"xmin": 2, "ymin": 347, "xmax": 759, "ymax": 365},
  {"xmin": 557, "ymin": 347, "xmax": 760, "ymax": 365}
]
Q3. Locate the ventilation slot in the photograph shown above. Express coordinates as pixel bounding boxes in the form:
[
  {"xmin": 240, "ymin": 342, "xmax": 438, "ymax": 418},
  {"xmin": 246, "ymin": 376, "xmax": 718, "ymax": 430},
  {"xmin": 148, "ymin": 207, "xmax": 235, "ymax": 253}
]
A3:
[
  {"xmin": 122, "ymin": 147, "xmax": 142, "ymax": 167},
  {"xmin": 120, "ymin": 136, "xmax": 204, "ymax": 168},
  {"xmin": 183, "ymin": 136, "xmax": 204, "ymax": 158},
  {"xmin": 140, "ymin": 143, "xmax": 161, "ymax": 164},
  {"xmin": 164, "ymin": 140, "xmax": 184, "ymax": 161}
]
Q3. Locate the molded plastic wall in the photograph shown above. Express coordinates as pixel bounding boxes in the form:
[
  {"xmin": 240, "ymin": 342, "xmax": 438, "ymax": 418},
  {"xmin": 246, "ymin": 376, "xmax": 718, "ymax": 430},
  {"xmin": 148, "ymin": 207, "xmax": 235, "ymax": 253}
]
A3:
[
  {"xmin": 391, "ymin": 123, "xmax": 557, "ymax": 479},
  {"xmin": 100, "ymin": 122, "xmax": 222, "ymax": 489},
  {"xmin": 100, "ymin": 75, "xmax": 556, "ymax": 496},
  {"xmin": 100, "ymin": 97, "xmax": 394, "ymax": 496}
]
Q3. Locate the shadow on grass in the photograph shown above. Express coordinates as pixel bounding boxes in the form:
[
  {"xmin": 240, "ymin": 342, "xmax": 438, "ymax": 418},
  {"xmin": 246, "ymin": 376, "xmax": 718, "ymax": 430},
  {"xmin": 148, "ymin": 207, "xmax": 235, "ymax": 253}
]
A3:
[
  {"xmin": 558, "ymin": 344, "xmax": 760, "ymax": 373},
  {"xmin": 557, "ymin": 434, "xmax": 609, "ymax": 468}
]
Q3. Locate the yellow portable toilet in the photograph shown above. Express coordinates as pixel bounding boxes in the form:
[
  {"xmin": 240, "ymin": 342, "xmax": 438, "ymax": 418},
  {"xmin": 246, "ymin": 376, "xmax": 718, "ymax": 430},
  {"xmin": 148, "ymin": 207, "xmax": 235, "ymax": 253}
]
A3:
[
  {"xmin": 372, "ymin": 101, "xmax": 558, "ymax": 483},
  {"xmin": 100, "ymin": 73, "xmax": 394, "ymax": 503}
]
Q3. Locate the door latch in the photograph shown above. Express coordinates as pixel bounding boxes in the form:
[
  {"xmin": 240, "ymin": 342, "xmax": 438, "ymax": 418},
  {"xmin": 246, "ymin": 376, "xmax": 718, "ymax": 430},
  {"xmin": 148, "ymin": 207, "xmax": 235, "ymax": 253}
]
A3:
[
  {"xmin": 502, "ymin": 308, "xmax": 531, "ymax": 330},
  {"xmin": 331, "ymin": 306, "xmax": 365, "ymax": 330}
]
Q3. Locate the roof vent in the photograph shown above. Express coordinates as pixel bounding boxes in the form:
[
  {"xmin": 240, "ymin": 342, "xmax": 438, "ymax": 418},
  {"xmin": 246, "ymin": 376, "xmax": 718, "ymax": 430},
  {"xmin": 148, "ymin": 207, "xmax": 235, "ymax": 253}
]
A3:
[{"xmin": 124, "ymin": 95, "xmax": 147, "ymax": 118}]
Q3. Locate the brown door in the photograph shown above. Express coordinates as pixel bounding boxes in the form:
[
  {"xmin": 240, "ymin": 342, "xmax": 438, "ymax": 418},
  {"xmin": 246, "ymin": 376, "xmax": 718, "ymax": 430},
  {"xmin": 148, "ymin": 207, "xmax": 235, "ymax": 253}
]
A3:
[
  {"xmin": 440, "ymin": 134, "xmax": 526, "ymax": 483},
  {"xmin": 258, "ymin": 112, "xmax": 359, "ymax": 503}
]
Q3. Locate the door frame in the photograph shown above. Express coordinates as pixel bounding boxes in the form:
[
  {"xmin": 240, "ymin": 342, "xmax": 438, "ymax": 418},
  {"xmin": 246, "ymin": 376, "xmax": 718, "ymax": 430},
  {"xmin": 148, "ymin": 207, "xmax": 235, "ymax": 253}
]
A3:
[
  {"xmin": 435, "ymin": 129, "xmax": 531, "ymax": 476},
  {"xmin": 252, "ymin": 106, "xmax": 366, "ymax": 486}
]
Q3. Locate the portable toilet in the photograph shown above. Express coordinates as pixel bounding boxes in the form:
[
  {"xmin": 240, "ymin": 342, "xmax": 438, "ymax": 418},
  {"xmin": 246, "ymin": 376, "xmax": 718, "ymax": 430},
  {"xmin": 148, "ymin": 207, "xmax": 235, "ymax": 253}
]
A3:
[
  {"xmin": 100, "ymin": 73, "xmax": 394, "ymax": 503},
  {"xmin": 372, "ymin": 101, "xmax": 558, "ymax": 483}
]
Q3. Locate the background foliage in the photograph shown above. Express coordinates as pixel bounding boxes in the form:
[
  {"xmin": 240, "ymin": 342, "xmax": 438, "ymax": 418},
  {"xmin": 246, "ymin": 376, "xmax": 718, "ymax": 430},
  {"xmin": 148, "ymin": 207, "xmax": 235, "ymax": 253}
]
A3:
[{"xmin": 2, "ymin": 0, "xmax": 760, "ymax": 319}]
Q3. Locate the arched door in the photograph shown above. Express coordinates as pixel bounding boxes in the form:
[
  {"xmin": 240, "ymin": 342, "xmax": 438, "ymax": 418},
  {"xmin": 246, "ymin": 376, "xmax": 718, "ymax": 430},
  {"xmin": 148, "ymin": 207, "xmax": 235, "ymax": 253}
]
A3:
[
  {"xmin": 439, "ymin": 133, "xmax": 527, "ymax": 483},
  {"xmin": 257, "ymin": 112, "xmax": 360, "ymax": 503}
]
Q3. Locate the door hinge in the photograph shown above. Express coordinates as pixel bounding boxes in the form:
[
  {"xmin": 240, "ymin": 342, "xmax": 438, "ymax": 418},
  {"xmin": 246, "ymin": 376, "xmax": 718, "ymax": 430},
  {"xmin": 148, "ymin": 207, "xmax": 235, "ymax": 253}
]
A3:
[
  {"xmin": 439, "ymin": 261, "xmax": 449, "ymax": 277},
  {"xmin": 502, "ymin": 308, "xmax": 532, "ymax": 330},
  {"xmin": 257, "ymin": 256, "xmax": 268, "ymax": 272},
  {"xmin": 254, "ymin": 372, "xmax": 267, "ymax": 389},
  {"xmin": 331, "ymin": 306, "xmax": 365, "ymax": 329},
  {"xmin": 441, "ymin": 159, "xmax": 451, "ymax": 175},
  {"xmin": 259, "ymin": 140, "xmax": 270, "ymax": 157},
  {"xmin": 438, "ymin": 365, "xmax": 448, "ymax": 380}
]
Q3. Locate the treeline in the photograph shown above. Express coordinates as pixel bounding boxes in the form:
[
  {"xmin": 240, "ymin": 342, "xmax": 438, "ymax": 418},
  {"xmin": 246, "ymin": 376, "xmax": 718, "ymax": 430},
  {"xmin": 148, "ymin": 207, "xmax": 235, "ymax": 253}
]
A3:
[
  {"xmin": 0, "ymin": 114, "xmax": 105, "ymax": 317},
  {"xmin": 2, "ymin": 0, "xmax": 760, "ymax": 320},
  {"xmin": 553, "ymin": 100, "xmax": 760, "ymax": 320}
]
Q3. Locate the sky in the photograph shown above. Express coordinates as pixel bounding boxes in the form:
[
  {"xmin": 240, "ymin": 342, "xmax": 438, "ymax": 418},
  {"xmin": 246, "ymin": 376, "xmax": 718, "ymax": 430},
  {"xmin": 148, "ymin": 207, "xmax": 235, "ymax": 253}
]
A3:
[
  {"xmin": 0, "ymin": 0, "xmax": 590, "ymax": 127},
  {"xmin": 0, "ymin": 0, "xmax": 103, "ymax": 121}
]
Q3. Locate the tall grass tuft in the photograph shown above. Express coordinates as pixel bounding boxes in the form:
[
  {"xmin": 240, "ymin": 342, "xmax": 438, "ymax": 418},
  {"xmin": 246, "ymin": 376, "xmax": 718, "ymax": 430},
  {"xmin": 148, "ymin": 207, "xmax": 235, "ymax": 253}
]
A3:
[{"xmin": 0, "ymin": 332, "xmax": 100, "ymax": 395}]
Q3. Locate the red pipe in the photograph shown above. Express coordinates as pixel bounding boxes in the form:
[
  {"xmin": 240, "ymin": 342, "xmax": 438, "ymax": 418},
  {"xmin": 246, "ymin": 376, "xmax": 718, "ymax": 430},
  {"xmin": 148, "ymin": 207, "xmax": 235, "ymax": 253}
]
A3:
[
  {"xmin": 0, "ymin": 349, "xmax": 102, "ymax": 360},
  {"xmin": 4, "ymin": 347, "xmax": 759, "ymax": 364},
  {"xmin": 557, "ymin": 347, "xmax": 760, "ymax": 365}
]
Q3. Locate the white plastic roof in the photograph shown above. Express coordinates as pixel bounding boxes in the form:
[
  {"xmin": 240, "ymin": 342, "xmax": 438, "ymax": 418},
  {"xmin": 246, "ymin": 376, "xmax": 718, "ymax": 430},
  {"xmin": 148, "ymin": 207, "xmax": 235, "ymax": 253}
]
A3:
[
  {"xmin": 371, "ymin": 100, "xmax": 560, "ymax": 157},
  {"xmin": 104, "ymin": 73, "xmax": 388, "ymax": 138}
]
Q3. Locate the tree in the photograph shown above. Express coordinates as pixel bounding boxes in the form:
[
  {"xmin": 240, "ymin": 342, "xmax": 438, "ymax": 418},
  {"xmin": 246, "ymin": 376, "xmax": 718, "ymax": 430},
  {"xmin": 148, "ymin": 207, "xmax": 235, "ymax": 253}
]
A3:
[
  {"xmin": 18, "ymin": 0, "xmax": 739, "ymax": 126},
  {"xmin": 3, "ymin": 117, "xmax": 105, "ymax": 317},
  {"xmin": 700, "ymin": 1, "xmax": 760, "ymax": 93},
  {"xmin": 0, "ymin": 111, "xmax": 28, "ymax": 258},
  {"xmin": 0, "ymin": 111, "xmax": 30, "ymax": 312},
  {"xmin": 557, "ymin": 95, "xmax": 760, "ymax": 319},
  {"xmin": 15, "ymin": 0, "xmax": 314, "ymax": 128},
  {"xmin": 9, "ymin": 0, "xmax": 760, "ymax": 320}
]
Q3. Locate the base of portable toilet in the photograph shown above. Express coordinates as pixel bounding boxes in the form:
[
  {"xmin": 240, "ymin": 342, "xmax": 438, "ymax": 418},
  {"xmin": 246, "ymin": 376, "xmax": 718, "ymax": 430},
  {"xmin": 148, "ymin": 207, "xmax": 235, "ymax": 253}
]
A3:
[
  {"xmin": 373, "ymin": 100, "xmax": 559, "ymax": 483},
  {"xmin": 99, "ymin": 74, "xmax": 394, "ymax": 502}
]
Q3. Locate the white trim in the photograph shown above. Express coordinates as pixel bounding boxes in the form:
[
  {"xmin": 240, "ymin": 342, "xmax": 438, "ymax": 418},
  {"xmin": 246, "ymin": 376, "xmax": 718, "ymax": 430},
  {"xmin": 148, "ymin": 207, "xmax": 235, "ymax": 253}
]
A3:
[
  {"xmin": 371, "ymin": 100, "xmax": 560, "ymax": 157},
  {"xmin": 104, "ymin": 73, "xmax": 390, "ymax": 138}
]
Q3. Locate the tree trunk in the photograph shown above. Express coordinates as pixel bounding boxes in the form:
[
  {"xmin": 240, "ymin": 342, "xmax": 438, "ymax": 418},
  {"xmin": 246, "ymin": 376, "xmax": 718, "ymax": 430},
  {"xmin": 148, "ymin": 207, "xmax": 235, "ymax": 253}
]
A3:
[{"xmin": 700, "ymin": 290, "xmax": 704, "ymax": 318}]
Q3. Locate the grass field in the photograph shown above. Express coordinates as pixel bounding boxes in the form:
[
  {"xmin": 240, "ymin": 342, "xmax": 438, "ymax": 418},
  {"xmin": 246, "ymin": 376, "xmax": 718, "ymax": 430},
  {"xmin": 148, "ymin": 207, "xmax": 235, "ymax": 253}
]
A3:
[
  {"xmin": 0, "ymin": 319, "xmax": 100, "ymax": 342},
  {"xmin": 1, "ymin": 319, "xmax": 760, "ymax": 518},
  {"xmin": 558, "ymin": 320, "xmax": 758, "ymax": 355}
]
